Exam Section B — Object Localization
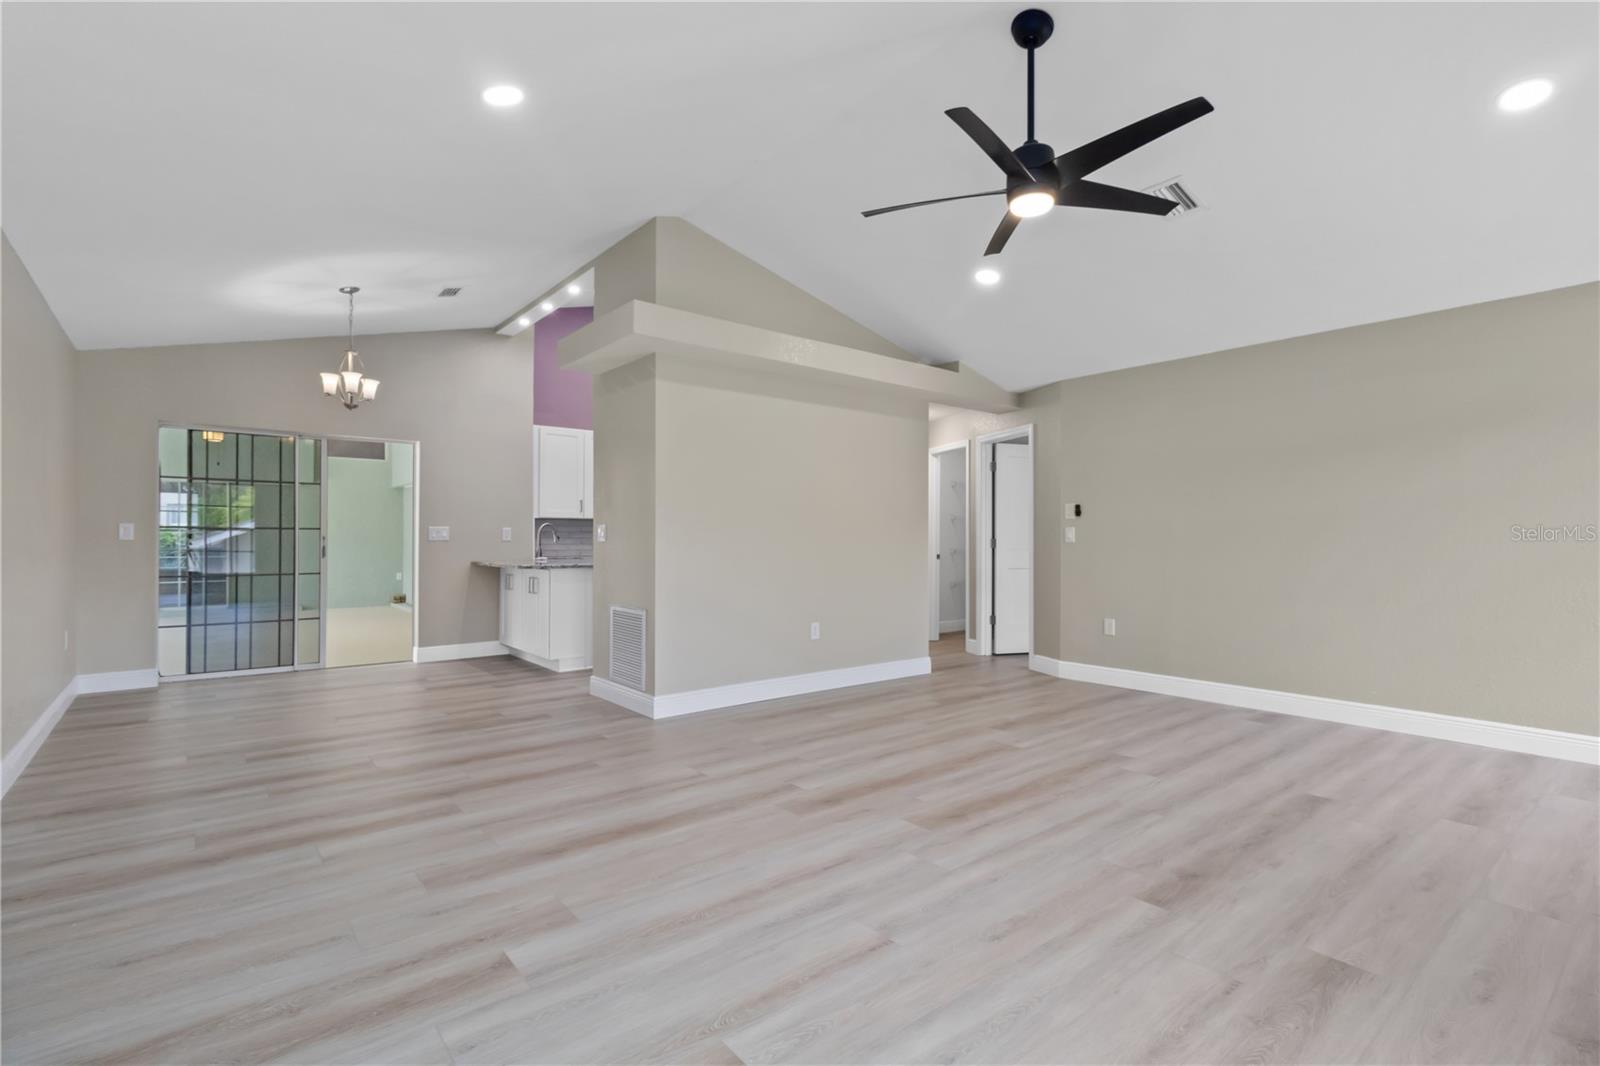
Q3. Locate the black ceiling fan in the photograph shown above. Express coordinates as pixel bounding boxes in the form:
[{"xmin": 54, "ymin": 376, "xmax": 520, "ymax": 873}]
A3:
[{"xmin": 862, "ymin": 9, "xmax": 1214, "ymax": 256}]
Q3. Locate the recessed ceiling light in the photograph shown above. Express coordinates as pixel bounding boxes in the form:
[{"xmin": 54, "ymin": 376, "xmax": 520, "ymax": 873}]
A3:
[
  {"xmin": 566, "ymin": 283, "xmax": 581, "ymax": 296},
  {"xmin": 517, "ymin": 316, "xmax": 532, "ymax": 328},
  {"xmin": 973, "ymin": 267, "xmax": 1001, "ymax": 287},
  {"xmin": 482, "ymin": 85, "xmax": 525, "ymax": 108},
  {"xmin": 540, "ymin": 301, "xmax": 555, "ymax": 313},
  {"xmin": 1497, "ymin": 78, "xmax": 1553, "ymax": 112}
]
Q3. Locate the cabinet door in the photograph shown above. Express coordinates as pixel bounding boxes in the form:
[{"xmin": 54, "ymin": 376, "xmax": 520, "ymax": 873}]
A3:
[
  {"xmin": 526, "ymin": 571, "xmax": 550, "ymax": 658},
  {"xmin": 582, "ymin": 431, "xmax": 594, "ymax": 518},
  {"xmin": 547, "ymin": 569, "xmax": 593, "ymax": 661},
  {"xmin": 499, "ymin": 569, "xmax": 516, "ymax": 646},
  {"xmin": 535, "ymin": 427, "xmax": 585, "ymax": 518},
  {"xmin": 505, "ymin": 570, "xmax": 533, "ymax": 651}
]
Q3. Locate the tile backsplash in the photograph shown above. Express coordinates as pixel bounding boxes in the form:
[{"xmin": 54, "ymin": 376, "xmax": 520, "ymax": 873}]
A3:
[{"xmin": 533, "ymin": 518, "xmax": 592, "ymax": 564}]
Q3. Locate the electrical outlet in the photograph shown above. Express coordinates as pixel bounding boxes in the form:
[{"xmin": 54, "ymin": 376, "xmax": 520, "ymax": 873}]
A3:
[
  {"xmin": 118, "ymin": 522, "xmax": 135, "ymax": 541},
  {"xmin": 596, "ymin": 524, "xmax": 606, "ymax": 543},
  {"xmin": 427, "ymin": 526, "xmax": 450, "ymax": 541},
  {"xmin": 810, "ymin": 622, "xmax": 821, "ymax": 640},
  {"xmin": 1103, "ymin": 617, "xmax": 1116, "ymax": 636},
  {"xmin": 501, "ymin": 527, "xmax": 512, "ymax": 542}
]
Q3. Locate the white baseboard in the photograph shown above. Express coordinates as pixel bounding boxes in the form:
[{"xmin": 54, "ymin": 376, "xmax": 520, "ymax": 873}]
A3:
[
  {"xmin": 965, "ymin": 638, "xmax": 980, "ymax": 655},
  {"xmin": 589, "ymin": 676, "xmax": 655, "ymax": 717},
  {"xmin": 510, "ymin": 649, "xmax": 592, "ymax": 673},
  {"xmin": 1029, "ymin": 655, "xmax": 1599, "ymax": 765},
  {"xmin": 591, "ymin": 656, "xmax": 932, "ymax": 720},
  {"xmin": 78, "ymin": 668, "xmax": 158, "ymax": 694},
  {"xmin": 3, "ymin": 666, "xmax": 163, "ymax": 796},
  {"xmin": 2, "ymin": 677, "xmax": 78, "ymax": 797},
  {"xmin": 939, "ymin": 620, "xmax": 965, "ymax": 634},
  {"xmin": 415, "ymin": 641, "xmax": 507, "ymax": 663}
]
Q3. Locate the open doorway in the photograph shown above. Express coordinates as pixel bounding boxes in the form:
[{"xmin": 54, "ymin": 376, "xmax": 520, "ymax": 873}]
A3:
[
  {"xmin": 324, "ymin": 438, "xmax": 417, "ymax": 668},
  {"xmin": 928, "ymin": 441, "xmax": 968, "ymax": 643},
  {"xmin": 976, "ymin": 425, "xmax": 1033, "ymax": 656}
]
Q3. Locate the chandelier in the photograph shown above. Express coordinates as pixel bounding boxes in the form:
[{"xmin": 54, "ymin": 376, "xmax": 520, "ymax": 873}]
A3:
[{"xmin": 319, "ymin": 286, "xmax": 379, "ymax": 410}]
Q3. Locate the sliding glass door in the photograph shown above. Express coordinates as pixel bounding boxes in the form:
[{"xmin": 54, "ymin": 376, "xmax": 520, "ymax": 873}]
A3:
[{"xmin": 157, "ymin": 427, "xmax": 323, "ymax": 677}]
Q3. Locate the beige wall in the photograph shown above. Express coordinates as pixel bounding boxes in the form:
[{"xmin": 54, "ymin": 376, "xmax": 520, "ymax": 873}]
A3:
[
  {"xmin": 652, "ymin": 218, "xmax": 919, "ymax": 362},
  {"xmin": 937, "ymin": 283, "xmax": 1599, "ymax": 736},
  {"xmin": 589, "ymin": 218, "xmax": 919, "ymax": 361},
  {"xmin": 592, "ymin": 220, "xmax": 657, "ymax": 317},
  {"xmin": 73, "ymin": 329, "xmax": 532, "ymax": 673},
  {"xmin": 652, "ymin": 359, "xmax": 927, "ymax": 694},
  {"xmin": 588, "ymin": 218, "xmax": 930, "ymax": 696},
  {"xmin": 2, "ymin": 235, "xmax": 79, "ymax": 755},
  {"xmin": 590, "ymin": 356, "xmax": 657, "ymax": 687}
]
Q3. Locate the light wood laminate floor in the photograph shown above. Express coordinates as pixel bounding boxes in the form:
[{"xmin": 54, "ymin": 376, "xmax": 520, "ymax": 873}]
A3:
[{"xmin": 3, "ymin": 637, "xmax": 1596, "ymax": 1064}]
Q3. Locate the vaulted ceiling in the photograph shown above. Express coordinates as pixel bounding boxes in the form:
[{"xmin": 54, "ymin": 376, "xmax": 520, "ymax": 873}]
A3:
[{"xmin": 3, "ymin": 2, "xmax": 1594, "ymax": 390}]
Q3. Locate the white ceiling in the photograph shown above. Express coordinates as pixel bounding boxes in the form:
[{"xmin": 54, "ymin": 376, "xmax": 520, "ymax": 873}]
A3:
[{"xmin": 3, "ymin": 3, "xmax": 1595, "ymax": 390}]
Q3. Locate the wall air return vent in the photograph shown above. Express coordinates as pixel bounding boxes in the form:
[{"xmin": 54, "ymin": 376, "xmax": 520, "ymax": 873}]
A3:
[
  {"xmin": 1145, "ymin": 179, "xmax": 1199, "ymax": 216},
  {"xmin": 609, "ymin": 606, "xmax": 646, "ymax": 692},
  {"xmin": 437, "ymin": 287, "xmax": 462, "ymax": 297}
]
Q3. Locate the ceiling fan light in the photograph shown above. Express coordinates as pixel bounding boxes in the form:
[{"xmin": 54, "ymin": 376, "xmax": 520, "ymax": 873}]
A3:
[{"xmin": 1008, "ymin": 189, "xmax": 1055, "ymax": 218}]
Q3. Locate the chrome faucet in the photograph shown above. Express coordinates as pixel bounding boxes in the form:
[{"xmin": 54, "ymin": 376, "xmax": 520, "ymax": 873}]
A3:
[{"xmin": 534, "ymin": 522, "xmax": 560, "ymax": 564}]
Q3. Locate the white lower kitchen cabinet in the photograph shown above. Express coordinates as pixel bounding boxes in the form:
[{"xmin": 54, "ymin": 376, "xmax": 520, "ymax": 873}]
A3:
[{"xmin": 498, "ymin": 566, "xmax": 592, "ymax": 671}]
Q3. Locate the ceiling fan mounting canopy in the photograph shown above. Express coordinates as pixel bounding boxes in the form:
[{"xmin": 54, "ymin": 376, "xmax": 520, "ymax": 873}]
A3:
[
  {"xmin": 861, "ymin": 8, "xmax": 1214, "ymax": 256},
  {"xmin": 1010, "ymin": 8, "xmax": 1054, "ymax": 50}
]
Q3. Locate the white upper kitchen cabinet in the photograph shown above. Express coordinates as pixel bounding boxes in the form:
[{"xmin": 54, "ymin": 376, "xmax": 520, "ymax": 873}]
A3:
[
  {"xmin": 583, "ymin": 430, "xmax": 594, "ymax": 519},
  {"xmin": 533, "ymin": 426, "xmax": 591, "ymax": 518}
]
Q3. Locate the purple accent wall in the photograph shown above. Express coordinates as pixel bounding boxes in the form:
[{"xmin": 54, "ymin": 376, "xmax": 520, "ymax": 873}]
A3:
[{"xmin": 533, "ymin": 306, "xmax": 594, "ymax": 429}]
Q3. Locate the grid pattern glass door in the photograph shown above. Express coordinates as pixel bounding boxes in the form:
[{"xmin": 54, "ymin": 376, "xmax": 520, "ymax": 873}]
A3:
[
  {"xmin": 157, "ymin": 428, "xmax": 305, "ymax": 676},
  {"xmin": 295, "ymin": 437, "xmax": 323, "ymax": 665}
]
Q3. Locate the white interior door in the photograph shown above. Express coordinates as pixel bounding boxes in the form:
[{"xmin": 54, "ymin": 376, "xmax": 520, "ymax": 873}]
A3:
[{"xmin": 992, "ymin": 441, "xmax": 1032, "ymax": 654}]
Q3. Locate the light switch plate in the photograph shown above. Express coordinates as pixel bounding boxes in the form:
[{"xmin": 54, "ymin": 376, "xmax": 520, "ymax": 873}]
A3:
[
  {"xmin": 1064, "ymin": 525, "xmax": 1076, "ymax": 543},
  {"xmin": 501, "ymin": 527, "xmax": 513, "ymax": 542},
  {"xmin": 427, "ymin": 526, "xmax": 450, "ymax": 542},
  {"xmin": 596, "ymin": 523, "xmax": 607, "ymax": 543},
  {"xmin": 1103, "ymin": 618, "xmax": 1116, "ymax": 636},
  {"xmin": 118, "ymin": 522, "xmax": 135, "ymax": 541},
  {"xmin": 810, "ymin": 622, "xmax": 821, "ymax": 640}
]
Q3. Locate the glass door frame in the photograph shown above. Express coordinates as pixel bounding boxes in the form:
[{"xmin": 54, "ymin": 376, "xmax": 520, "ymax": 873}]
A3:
[
  {"xmin": 154, "ymin": 422, "xmax": 324, "ymax": 681},
  {"xmin": 155, "ymin": 423, "xmax": 421, "ymax": 680},
  {"xmin": 320, "ymin": 433, "xmax": 421, "ymax": 667}
]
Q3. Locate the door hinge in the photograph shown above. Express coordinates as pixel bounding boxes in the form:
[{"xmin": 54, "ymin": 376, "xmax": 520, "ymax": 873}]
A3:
[{"xmin": 989, "ymin": 614, "xmax": 995, "ymax": 626}]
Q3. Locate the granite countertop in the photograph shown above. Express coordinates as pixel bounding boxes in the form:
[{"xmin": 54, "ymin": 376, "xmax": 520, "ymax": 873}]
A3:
[{"xmin": 472, "ymin": 560, "xmax": 593, "ymax": 569}]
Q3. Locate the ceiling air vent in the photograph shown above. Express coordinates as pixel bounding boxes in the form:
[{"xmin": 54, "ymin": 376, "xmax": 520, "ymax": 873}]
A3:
[
  {"xmin": 609, "ymin": 606, "xmax": 647, "ymax": 692},
  {"xmin": 1145, "ymin": 179, "xmax": 1199, "ymax": 216},
  {"xmin": 437, "ymin": 286, "xmax": 462, "ymax": 297}
]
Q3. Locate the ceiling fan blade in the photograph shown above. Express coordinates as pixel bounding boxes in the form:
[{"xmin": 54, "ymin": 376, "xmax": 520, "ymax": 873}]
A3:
[
  {"xmin": 862, "ymin": 189, "xmax": 1005, "ymax": 218},
  {"xmin": 1059, "ymin": 180, "xmax": 1179, "ymax": 216},
  {"xmin": 945, "ymin": 107, "xmax": 1036, "ymax": 184},
  {"xmin": 1054, "ymin": 97, "xmax": 1214, "ymax": 182},
  {"xmin": 984, "ymin": 212, "xmax": 1020, "ymax": 256}
]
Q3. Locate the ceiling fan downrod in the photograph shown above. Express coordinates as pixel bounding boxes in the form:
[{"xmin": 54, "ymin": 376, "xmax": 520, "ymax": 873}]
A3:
[{"xmin": 1011, "ymin": 8, "xmax": 1054, "ymax": 144}]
